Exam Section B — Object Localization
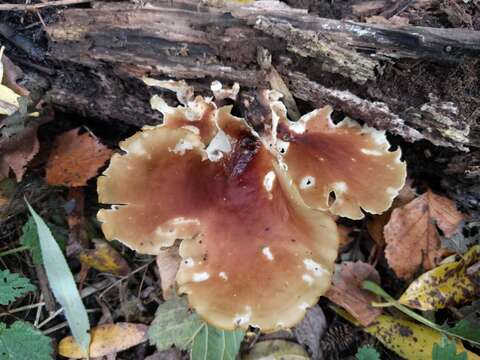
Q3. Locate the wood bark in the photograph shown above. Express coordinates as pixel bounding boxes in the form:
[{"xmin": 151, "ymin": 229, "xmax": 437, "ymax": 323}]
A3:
[{"xmin": 44, "ymin": 0, "xmax": 480, "ymax": 150}]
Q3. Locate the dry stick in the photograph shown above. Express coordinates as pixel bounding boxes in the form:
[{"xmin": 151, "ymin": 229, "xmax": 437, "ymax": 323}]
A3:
[
  {"xmin": 37, "ymin": 279, "xmax": 111, "ymax": 329},
  {"xmin": 0, "ymin": 0, "xmax": 91, "ymax": 11}
]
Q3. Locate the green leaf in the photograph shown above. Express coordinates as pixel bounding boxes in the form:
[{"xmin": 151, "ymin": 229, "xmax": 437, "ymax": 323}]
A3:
[
  {"xmin": 20, "ymin": 217, "xmax": 42, "ymax": 265},
  {"xmin": 0, "ymin": 269, "xmax": 35, "ymax": 305},
  {"xmin": 447, "ymin": 319, "xmax": 480, "ymax": 344},
  {"xmin": 148, "ymin": 296, "xmax": 244, "ymax": 359},
  {"xmin": 20, "ymin": 216, "xmax": 67, "ymax": 265},
  {"xmin": 191, "ymin": 324, "xmax": 244, "ymax": 360},
  {"xmin": 355, "ymin": 346, "xmax": 381, "ymax": 360},
  {"xmin": 432, "ymin": 336, "xmax": 467, "ymax": 360},
  {"xmin": 26, "ymin": 201, "xmax": 91, "ymax": 353},
  {"xmin": 0, "ymin": 321, "xmax": 53, "ymax": 360}
]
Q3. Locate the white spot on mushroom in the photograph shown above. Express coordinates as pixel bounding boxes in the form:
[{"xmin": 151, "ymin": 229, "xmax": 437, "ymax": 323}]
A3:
[
  {"xmin": 206, "ymin": 130, "xmax": 231, "ymax": 162},
  {"xmin": 263, "ymin": 171, "xmax": 276, "ymax": 192},
  {"xmin": 304, "ymin": 259, "xmax": 328, "ymax": 277},
  {"xmin": 192, "ymin": 272, "xmax": 210, "ymax": 282},
  {"xmin": 171, "ymin": 217, "xmax": 200, "ymax": 226},
  {"xmin": 302, "ymin": 274, "xmax": 314, "ymax": 285},
  {"xmin": 289, "ymin": 121, "xmax": 306, "ymax": 134},
  {"xmin": 298, "ymin": 302, "xmax": 310, "ymax": 310},
  {"xmin": 172, "ymin": 139, "xmax": 194, "ymax": 155},
  {"xmin": 361, "ymin": 148, "xmax": 383, "ymax": 156},
  {"xmin": 386, "ymin": 187, "xmax": 398, "ymax": 196},
  {"xmin": 275, "ymin": 139, "xmax": 290, "ymax": 155},
  {"xmin": 333, "ymin": 181, "xmax": 348, "ymax": 192},
  {"xmin": 182, "ymin": 125, "xmax": 200, "ymax": 135},
  {"xmin": 183, "ymin": 257, "xmax": 194, "ymax": 267},
  {"xmin": 219, "ymin": 272, "xmax": 228, "ymax": 280},
  {"xmin": 262, "ymin": 246, "xmax": 274, "ymax": 261},
  {"xmin": 300, "ymin": 176, "xmax": 316, "ymax": 189},
  {"xmin": 210, "ymin": 80, "xmax": 222, "ymax": 92},
  {"xmin": 234, "ymin": 306, "xmax": 252, "ymax": 326},
  {"xmin": 128, "ymin": 140, "xmax": 147, "ymax": 156},
  {"xmin": 150, "ymin": 95, "xmax": 172, "ymax": 115}
]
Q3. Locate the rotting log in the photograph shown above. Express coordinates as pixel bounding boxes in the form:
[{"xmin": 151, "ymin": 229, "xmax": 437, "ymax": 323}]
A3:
[{"xmin": 44, "ymin": 0, "xmax": 480, "ymax": 150}]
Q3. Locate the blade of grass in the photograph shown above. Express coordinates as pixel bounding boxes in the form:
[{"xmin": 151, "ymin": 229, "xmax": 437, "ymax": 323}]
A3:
[
  {"xmin": 362, "ymin": 280, "xmax": 480, "ymax": 346},
  {"xmin": 26, "ymin": 200, "xmax": 91, "ymax": 354}
]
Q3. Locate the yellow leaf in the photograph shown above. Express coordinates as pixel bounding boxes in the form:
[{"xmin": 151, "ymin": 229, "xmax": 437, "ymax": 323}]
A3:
[
  {"xmin": 58, "ymin": 322, "xmax": 148, "ymax": 358},
  {"xmin": 399, "ymin": 245, "xmax": 480, "ymax": 310},
  {"xmin": 364, "ymin": 315, "xmax": 480, "ymax": 360},
  {"xmin": 79, "ymin": 239, "xmax": 130, "ymax": 276},
  {"xmin": 0, "ymin": 83, "xmax": 20, "ymax": 115}
]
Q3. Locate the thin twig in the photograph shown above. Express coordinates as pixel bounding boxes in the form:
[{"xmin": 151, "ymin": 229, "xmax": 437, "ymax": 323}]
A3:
[
  {"xmin": 0, "ymin": 0, "xmax": 91, "ymax": 11},
  {"xmin": 0, "ymin": 245, "xmax": 28, "ymax": 257},
  {"xmin": 37, "ymin": 279, "xmax": 111, "ymax": 329},
  {"xmin": 99, "ymin": 260, "xmax": 154, "ymax": 298}
]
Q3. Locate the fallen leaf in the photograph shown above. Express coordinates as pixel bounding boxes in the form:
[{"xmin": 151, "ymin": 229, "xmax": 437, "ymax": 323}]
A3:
[
  {"xmin": 448, "ymin": 319, "xmax": 480, "ymax": 345},
  {"xmin": 27, "ymin": 201, "xmax": 91, "ymax": 353},
  {"xmin": 0, "ymin": 126, "xmax": 39, "ymax": 181},
  {"xmin": 46, "ymin": 128, "xmax": 112, "ymax": 187},
  {"xmin": 149, "ymin": 295, "xmax": 244, "ymax": 359},
  {"xmin": 363, "ymin": 315, "xmax": 480, "ymax": 360},
  {"xmin": 384, "ymin": 190, "xmax": 464, "ymax": 279},
  {"xmin": 0, "ymin": 83, "xmax": 20, "ymax": 115},
  {"xmin": 243, "ymin": 340, "xmax": 310, "ymax": 360},
  {"xmin": 156, "ymin": 244, "xmax": 181, "ymax": 299},
  {"xmin": 432, "ymin": 336, "xmax": 467, "ymax": 360},
  {"xmin": 325, "ymin": 261, "xmax": 382, "ymax": 326},
  {"xmin": 442, "ymin": 221, "xmax": 479, "ymax": 254},
  {"xmin": 367, "ymin": 180, "xmax": 416, "ymax": 246},
  {"xmin": 58, "ymin": 322, "xmax": 148, "ymax": 358},
  {"xmin": 1, "ymin": 54, "xmax": 29, "ymax": 97},
  {"xmin": 79, "ymin": 239, "xmax": 131, "ymax": 276},
  {"xmin": 338, "ymin": 224, "xmax": 355, "ymax": 248},
  {"xmin": 293, "ymin": 305, "xmax": 327, "ymax": 360},
  {"xmin": 399, "ymin": 245, "xmax": 480, "ymax": 310}
]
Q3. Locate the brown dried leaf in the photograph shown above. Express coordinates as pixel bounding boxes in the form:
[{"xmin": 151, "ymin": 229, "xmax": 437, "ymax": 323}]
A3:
[
  {"xmin": 0, "ymin": 126, "xmax": 39, "ymax": 181},
  {"xmin": 384, "ymin": 190, "xmax": 465, "ymax": 279},
  {"xmin": 46, "ymin": 128, "xmax": 112, "ymax": 187},
  {"xmin": 338, "ymin": 224, "xmax": 354, "ymax": 248},
  {"xmin": 367, "ymin": 180, "xmax": 417, "ymax": 246},
  {"xmin": 1, "ymin": 55, "xmax": 29, "ymax": 97},
  {"xmin": 325, "ymin": 261, "xmax": 382, "ymax": 326},
  {"xmin": 156, "ymin": 244, "xmax": 181, "ymax": 299}
]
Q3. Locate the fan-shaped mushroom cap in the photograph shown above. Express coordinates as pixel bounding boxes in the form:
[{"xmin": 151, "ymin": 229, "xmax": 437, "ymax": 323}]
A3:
[
  {"xmin": 271, "ymin": 103, "xmax": 406, "ymax": 220},
  {"xmin": 97, "ymin": 99, "xmax": 338, "ymax": 331}
]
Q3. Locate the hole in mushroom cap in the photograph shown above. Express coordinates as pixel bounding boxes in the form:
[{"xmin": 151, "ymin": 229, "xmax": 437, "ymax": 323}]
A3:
[{"xmin": 300, "ymin": 176, "xmax": 315, "ymax": 189}]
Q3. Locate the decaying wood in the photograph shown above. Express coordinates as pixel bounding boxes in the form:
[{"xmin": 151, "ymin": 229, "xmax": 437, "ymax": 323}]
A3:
[{"xmin": 44, "ymin": 0, "xmax": 479, "ymax": 149}]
